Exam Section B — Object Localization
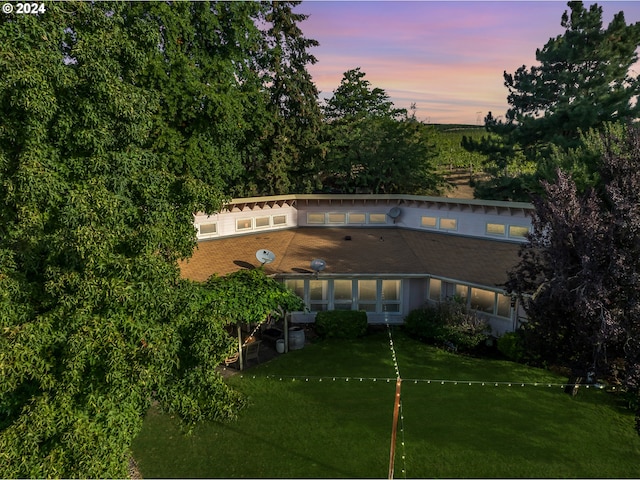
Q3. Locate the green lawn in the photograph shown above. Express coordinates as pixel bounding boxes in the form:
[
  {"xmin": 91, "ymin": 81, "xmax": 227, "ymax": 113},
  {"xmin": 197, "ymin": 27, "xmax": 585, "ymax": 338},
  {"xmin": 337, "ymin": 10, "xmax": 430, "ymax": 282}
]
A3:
[{"xmin": 132, "ymin": 330, "xmax": 640, "ymax": 478}]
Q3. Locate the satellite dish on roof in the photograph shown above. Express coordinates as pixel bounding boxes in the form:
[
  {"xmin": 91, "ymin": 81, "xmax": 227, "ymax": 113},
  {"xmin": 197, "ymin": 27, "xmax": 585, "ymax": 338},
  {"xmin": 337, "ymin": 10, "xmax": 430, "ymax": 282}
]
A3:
[
  {"xmin": 310, "ymin": 258, "xmax": 326, "ymax": 273},
  {"xmin": 388, "ymin": 207, "xmax": 401, "ymax": 219},
  {"xmin": 256, "ymin": 249, "xmax": 276, "ymax": 265}
]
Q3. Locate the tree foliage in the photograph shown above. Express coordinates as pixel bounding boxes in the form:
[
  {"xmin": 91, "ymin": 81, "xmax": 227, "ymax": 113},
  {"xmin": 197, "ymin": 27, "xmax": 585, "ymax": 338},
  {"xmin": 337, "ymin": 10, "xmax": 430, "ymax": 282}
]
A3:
[
  {"xmin": 464, "ymin": 1, "xmax": 640, "ymax": 200},
  {"xmin": 233, "ymin": 1, "xmax": 323, "ymax": 196},
  {"xmin": 321, "ymin": 69, "xmax": 444, "ymax": 194},
  {"xmin": 0, "ymin": 2, "xmax": 306, "ymax": 477},
  {"xmin": 506, "ymin": 123, "xmax": 640, "ymax": 433}
]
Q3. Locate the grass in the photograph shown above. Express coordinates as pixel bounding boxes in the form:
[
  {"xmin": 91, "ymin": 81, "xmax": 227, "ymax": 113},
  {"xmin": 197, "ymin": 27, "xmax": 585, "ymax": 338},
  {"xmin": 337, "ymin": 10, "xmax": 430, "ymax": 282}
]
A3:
[{"xmin": 131, "ymin": 329, "xmax": 640, "ymax": 478}]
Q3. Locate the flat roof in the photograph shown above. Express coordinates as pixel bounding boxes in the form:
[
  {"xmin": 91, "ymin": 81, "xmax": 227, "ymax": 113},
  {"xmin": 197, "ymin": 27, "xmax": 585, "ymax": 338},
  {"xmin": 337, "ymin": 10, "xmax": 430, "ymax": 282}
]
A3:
[
  {"xmin": 179, "ymin": 227, "xmax": 522, "ymax": 289},
  {"xmin": 211, "ymin": 193, "xmax": 534, "ymax": 216}
]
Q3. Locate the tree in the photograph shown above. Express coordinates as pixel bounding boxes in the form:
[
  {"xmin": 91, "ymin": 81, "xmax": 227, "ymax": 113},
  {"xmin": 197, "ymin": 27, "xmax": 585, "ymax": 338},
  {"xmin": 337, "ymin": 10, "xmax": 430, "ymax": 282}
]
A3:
[
  {"xmin": 0, "ymin": 2, "xmax": 303, "ymax": 476},
  {"xmin": 464, "ymin": 1, "xmax": 640, "ymax": 200},
  {"xmin": 235, "ymin": 1, "xmax": 323, "ymax": 196},
  {"xmin": 322, "ymin": 69, "xmax": 444, "ymax": 194},
  {"xmin": 129, "ymin": 1, "xmax": 266, "ymax": 193},
  {"xmin": 506, "ymin": 123, "xmax": 640, "ymax": 434},
  {"xmin": 323, "ymin": 68, "xmax": 401, "ymax": 122}
]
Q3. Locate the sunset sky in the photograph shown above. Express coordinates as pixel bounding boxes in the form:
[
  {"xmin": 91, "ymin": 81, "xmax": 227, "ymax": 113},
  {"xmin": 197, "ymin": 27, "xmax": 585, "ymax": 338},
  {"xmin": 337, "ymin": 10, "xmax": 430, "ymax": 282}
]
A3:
[{"xmin": 294, "ymin": 1, "xmax": 640, "ymax": 124}]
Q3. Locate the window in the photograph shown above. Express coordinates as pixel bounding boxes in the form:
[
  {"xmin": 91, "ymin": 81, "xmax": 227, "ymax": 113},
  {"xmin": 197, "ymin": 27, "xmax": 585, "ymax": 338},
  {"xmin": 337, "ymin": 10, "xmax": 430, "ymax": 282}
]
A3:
[
  {"xmin": 497, "ymin": 294, "xmax": 511, "ymax": 318},
  {"xmin": 307, "ymin": 213, "xmax": 325, "ymax": 224},
  {"xmin": 333, "ymin": 279, "xmax": 353, "ymax": 310},
  {"xmin": 348, "ymin": 213, "xmax": 366, "ymax": 224},
  {"xmin": 470, "ymin": 288, "xmax": 495, "ymax": 313},
  {"xmin": 509, "ymin": 225, "xmax": 529, "ymax": 238},
  {"xmin": 236, "ymin": 218, "xmax": 252, "ymax": 231},
  {"xmin": 357, "ymin": 280, "xmax": 377, "ymax": 312},
  {"xmin": 455, "ymin": 284, "xmax": 468, "ymax": 300},
  {"xmin": 428, "ymin": 278, "xmax": 441, "ymax": 301},
  {"xmin": 486, "ymin": 223, "xmax": 506, "ymax": 236},
  {"xmin": 328, "ymin": 213, "xmax": 346, "ymax": 224},
  {"xmin": 439, "ymin": 218, "xmax": 457, "ymax": 230},
  {"xmin": 381, "ymin": 280, "xmax": 401, "ymax": 312},
  {"xmin": 284, "ymin": 278, "xmax": 403, "ymax": 314},
  {"xmin": 421, "ymin": 216, "xmax": 437, "ymax": 228},
  {"xmin": 285, "ymin": 279, "xmax": 304, "ymax": 299},
  {"xmin": 368, "ymin": 213, "xmax": 387, "ymax": 224},
  {"xmin": 198, "ymin": 223, "xmax": 217, "ymax": 236},
  {"xmin": 272, "ymin": 214, "xmax": 287, "ymax": 226},
  {"xmin": 309, "ymin": 280, "xmax": 328, "ymax": 311},
  {"xmin": 255, "ymin": 216, "xmax": 270, "ymax": 228}
]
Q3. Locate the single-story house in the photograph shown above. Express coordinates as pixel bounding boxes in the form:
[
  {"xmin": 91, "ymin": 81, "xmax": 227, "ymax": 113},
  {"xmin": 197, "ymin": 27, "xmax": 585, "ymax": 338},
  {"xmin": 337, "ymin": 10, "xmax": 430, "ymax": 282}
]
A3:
[{"xmin": 180, "ymin": 194, "xmax": 532, "ymax": 336}]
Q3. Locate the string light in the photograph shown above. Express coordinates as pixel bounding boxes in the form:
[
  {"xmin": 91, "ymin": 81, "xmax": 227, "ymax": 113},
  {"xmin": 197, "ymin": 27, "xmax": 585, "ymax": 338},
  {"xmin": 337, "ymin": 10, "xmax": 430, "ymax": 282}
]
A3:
[{"xmin": 248, "ymin": 374, "xmax": 601, "ymax": 389}]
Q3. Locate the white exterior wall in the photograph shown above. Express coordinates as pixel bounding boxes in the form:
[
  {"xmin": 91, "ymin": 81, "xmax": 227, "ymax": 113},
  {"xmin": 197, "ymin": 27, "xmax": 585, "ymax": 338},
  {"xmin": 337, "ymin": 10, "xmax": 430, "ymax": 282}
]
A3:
[
  {"xmin": 194, "ymin": 204, "xmax": 297, "ymax": 240},
  {"xmin": 192, "ymin": 194, "xmax": 533, "ymax": 334}
]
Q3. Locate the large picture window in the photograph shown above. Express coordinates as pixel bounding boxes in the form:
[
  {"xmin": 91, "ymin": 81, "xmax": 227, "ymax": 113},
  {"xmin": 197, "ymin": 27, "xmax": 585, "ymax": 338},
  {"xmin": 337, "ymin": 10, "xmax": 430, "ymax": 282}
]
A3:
[
  {"xmin": 381, "ymin": 280, "xmax": 401, "ymax": 312},
  {"xmin": 357, "ymin": 280, "xmax": 377, "ymax": 312},
  {"xmin": 497, "ymin": 293, "xmax": 511, "ymax": 318},
  {"xmin": 309, "ymin": 280, "xmax": 329, "ymax": 311},
  {"xmin": 285, "ymin": 278, "xmax": 402, "ymax": 314},
  {"xmin": 470, "ymin": 287, "xmax": 494, "ymax": 313},
  {"xmin": 333, "ymin": 279, "xmax": 353, "ymax": 310},
  {"xmin": 285, "ymin": 279, "xmax": 304, "ymax": 299},
  {"xmin": 428, "ymin": 278, "xmax": 441, "ymax": 301}
]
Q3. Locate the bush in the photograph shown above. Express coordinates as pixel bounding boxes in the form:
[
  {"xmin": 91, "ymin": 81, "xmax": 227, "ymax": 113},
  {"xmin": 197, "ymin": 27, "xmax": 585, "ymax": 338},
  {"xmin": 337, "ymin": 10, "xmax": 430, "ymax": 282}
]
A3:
[
  {"xmin": 315, "ymin": 310, "xmax": 368, "ymax": 339},
  {"xmin": 497, "ymin": 331, "xmax": 525, "ymax": 362},
  {"xmin": 404, "ymin": 301, "xmax": 490, "ymax": 352}
]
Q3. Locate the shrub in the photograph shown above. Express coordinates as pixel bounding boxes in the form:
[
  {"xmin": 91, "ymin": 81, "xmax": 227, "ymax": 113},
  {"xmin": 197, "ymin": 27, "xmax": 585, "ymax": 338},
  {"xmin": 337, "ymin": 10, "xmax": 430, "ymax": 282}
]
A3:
[
  {"xmin": 315, "ymin": 310, "xmax": 368, "ymax": 339},
  {"xmin": 497, "ymin": 331, "xmax": 525, "ymax": 362},
  {"xmin": 404, "ymin": 301, "xmax": 490, "ymax": 352}
]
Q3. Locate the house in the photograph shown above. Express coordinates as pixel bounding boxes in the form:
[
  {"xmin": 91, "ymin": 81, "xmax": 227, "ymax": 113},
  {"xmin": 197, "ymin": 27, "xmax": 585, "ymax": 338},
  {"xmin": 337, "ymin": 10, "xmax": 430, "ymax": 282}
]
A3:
[{"xmin": 180, "ymin": 194, "xmax": 533, "ymax": 336}]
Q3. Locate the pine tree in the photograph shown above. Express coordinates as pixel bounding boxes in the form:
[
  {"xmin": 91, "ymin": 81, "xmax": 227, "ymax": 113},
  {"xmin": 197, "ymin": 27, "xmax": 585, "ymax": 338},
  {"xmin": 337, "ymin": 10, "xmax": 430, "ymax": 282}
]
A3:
[{"xmin": 464, "ymin": 1, "xmax": 640, "ymax": 200}]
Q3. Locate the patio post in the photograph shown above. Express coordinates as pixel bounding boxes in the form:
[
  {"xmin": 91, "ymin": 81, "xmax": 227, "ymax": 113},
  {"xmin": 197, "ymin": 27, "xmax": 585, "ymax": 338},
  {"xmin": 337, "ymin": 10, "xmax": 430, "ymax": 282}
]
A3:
[
  {"xmin": 237, "ymin": 324, "xmax": 244, "ymax": 371},
  {"xmin": 284, "ymin": 313, "xmax": 289, "ymax": 353}
]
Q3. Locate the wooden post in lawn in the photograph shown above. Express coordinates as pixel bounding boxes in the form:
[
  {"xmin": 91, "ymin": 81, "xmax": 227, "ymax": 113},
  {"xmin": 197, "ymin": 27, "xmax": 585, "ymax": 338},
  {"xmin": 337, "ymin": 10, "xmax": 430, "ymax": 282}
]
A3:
[{"xmin": 388, "ymin": 378, "xmax": 402, "ymax": 480}]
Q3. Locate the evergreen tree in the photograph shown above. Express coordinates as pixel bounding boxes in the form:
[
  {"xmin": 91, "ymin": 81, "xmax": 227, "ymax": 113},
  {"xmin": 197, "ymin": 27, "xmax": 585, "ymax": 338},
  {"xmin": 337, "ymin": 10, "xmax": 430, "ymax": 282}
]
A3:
[
  {"xmin": 464, "ymin": 2, "xmax": 640, "ymax": 200},
  {"xmin": 236, "ymin": 1, "xmax": 323, "ymax": 196}
]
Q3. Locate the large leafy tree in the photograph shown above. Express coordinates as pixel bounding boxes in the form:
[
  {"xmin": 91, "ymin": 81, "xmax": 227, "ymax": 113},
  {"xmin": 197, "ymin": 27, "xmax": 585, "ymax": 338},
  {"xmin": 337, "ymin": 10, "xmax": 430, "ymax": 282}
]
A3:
[
  {"xmin": 322, "ymin": 69, "xmax": 444, "ymax": 194},
  {"xmin": 464, "ymin": 1, "xmax": 640, "ymax": 200},
  {"xmin": 506, "ymin": 123, "xmax": 640, "ymax": 434},
  {"xmin": 0, "ymin": 2, "xmax": 302, "ymax": 477},
  {"xmin": 130, "ymin": 1, "xmax": 265, "ymax": 192}
]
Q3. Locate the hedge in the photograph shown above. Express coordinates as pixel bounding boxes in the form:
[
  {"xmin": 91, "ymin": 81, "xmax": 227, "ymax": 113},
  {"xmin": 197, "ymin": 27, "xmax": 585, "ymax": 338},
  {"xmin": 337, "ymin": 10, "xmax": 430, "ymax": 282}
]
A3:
[{"xmin": 315, "ymin": 310, "xmax": 368, "ymax": 339}]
